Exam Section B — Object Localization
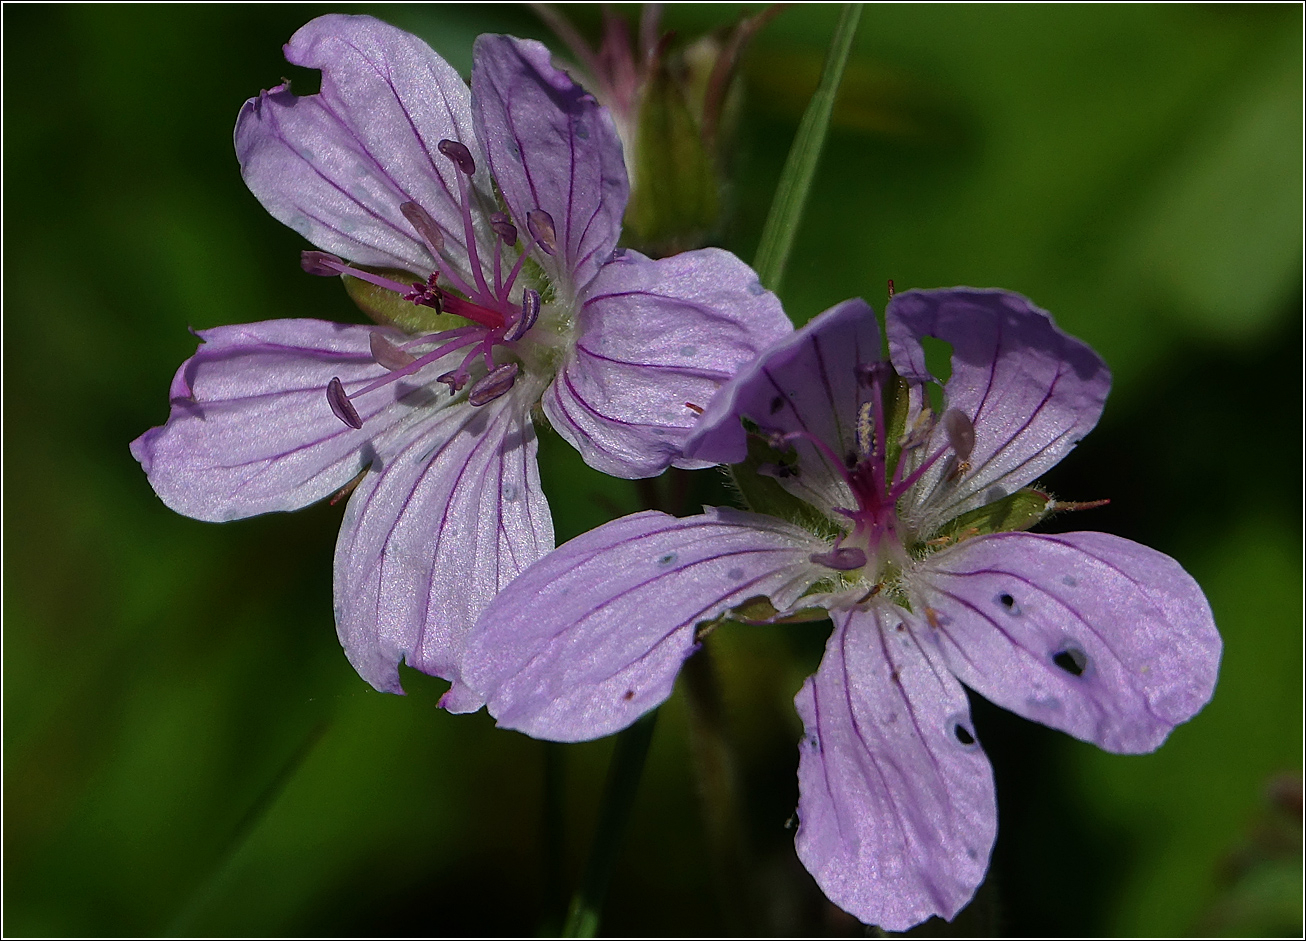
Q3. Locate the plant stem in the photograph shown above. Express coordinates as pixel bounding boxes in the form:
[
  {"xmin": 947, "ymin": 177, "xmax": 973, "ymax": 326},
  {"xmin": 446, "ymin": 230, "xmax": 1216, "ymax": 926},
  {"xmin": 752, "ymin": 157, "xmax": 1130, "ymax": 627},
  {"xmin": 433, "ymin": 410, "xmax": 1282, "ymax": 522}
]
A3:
[
  {"xmin": 752, "ymin": 3, "xmax": 863, "ymax": 293},
  {"xmin": 682, "ymin": 642, "xmax": 753, "ymax": 934},
  {"xmin": 561, "ymin": 710, "xmax": 659, "ymax": 937}
]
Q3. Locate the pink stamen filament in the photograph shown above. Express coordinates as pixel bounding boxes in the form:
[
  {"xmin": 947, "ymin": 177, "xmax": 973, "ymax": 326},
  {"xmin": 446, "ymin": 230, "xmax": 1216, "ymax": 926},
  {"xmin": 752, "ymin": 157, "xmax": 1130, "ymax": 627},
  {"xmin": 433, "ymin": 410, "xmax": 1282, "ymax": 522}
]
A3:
[
  {"xmin": 399, "ymin": 325, "xmax": 482, "ymax": 351},
  {"xmin": 771, "ymin": 429, "xmax": 857, "ymax": 492},
  {"xmin": 455, "ymin": 172, "xmax": 494, "ymax": 303},
  {"xmin": 316, "ymin": 259, "xmax": 414, "ymax": 297},
  {"xmin": 890, "ymin": 442, "xmax": 912, "ymax": 492},
  {"xmin": 865, "ymin": 367, "xmax": 889, "ymax": 491},
  {"xmin": 493, "ymin": 237, "xmax": 503, "ymax": 300},
  {"xmin": 498, "ymin": 229, "xmax": 538, "ymax": 306},
  {"xmin": 347, "ymin": 332, "xmax": 482, "ymax": 400},
  {"xmin": 423, "ymin": 244, "xmax": 478, "ymax": 301},
  {"xmin": 887, "ymin": 438, "xmax": 955, "ymax": 503}
]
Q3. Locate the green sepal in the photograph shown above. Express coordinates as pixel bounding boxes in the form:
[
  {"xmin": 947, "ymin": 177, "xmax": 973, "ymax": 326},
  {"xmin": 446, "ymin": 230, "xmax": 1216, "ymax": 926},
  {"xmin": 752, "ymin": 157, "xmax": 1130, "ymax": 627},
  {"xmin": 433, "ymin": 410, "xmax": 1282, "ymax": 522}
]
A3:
[
  {"xmin": 343, "ymin": 270, "xmax": 473, "ymax": 334},
  {"xmin": 693, "ymin": 595, "xmax": 829, "ymax": 644},
  {"xmin": 726, "ymin": 431, "xmax": 839, "ymax": 540},
  {"xmin": 881, "ymin": 371, "xmax": 911, "ymax": 482},
  {"xmin": 624, "ymin": 64, "xmax": 719, "ymax": 255},
  {"xmin": 727, "ymin": 594, "xmax": 829, "ymax": 626},
  {"xmin": 927, "ymin": 487, "xmax": 1053, "ymax": 547}
]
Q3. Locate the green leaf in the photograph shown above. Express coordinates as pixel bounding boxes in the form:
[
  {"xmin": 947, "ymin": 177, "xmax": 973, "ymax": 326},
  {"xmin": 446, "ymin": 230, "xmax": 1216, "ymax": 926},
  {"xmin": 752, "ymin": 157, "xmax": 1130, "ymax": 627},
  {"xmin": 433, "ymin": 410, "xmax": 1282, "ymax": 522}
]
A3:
[{"xmin": 753, "ymin": 3, "xmax": 863, "ymax": 292}]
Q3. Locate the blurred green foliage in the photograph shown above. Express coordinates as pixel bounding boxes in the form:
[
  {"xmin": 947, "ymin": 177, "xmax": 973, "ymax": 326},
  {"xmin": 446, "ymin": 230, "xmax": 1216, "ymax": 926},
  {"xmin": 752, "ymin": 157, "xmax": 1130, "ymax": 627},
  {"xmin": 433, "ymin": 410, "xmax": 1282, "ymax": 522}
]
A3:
[{"xmin": 3, "ymin": 3, "xmax": 1300, "ymax": 936}]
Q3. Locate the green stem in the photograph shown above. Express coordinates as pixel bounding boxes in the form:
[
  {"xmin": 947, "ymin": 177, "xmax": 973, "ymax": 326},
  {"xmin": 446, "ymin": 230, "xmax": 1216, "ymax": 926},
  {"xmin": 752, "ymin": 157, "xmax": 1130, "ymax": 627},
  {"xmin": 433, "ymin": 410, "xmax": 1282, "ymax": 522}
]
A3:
[
  {"xmin": 562, "ymin": 710, "xmax": 659, "ymax": 937},
  {"xmin": 681, "ymin": 642, "xmax": 752, "ymax": 933},
  {"xmin": 752, "ymin": 3, "xmax": 863, "ymax": 293}
]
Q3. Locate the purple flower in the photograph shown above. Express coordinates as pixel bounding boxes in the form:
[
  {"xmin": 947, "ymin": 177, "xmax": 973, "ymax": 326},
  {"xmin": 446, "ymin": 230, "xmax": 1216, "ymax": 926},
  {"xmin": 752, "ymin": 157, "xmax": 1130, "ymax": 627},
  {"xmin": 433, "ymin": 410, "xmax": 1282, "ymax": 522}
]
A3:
[
  {"xmin": 129, "ymin": 15, "xmax": 789, "ymax": 702},
  {"xmin": 458, "ymin": 289, "xmax": 1222, "ymax": 929}
]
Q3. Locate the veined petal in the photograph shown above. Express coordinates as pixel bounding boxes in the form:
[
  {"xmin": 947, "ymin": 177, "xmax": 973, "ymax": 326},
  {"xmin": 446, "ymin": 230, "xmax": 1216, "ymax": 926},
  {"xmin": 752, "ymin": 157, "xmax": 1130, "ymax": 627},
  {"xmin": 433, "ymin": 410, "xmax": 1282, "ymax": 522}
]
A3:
[
  {"xmin": 686, "ymin": 298, "xmax": 879, "ymax": 512},
  {"xmin": 471, "ymin": 34, "xmax": 627, "ymax": 295},
  {"xmin": 543, "ymin": 248, "xmax": 791, "ymax": 479},
  {"xmin": 910, "ymin": 531, "xmax": 1220, "ymax": 754},
  {"xmin": 130, "ymin": 320, "xmax": 421, "ymax": 522},
  {"xmin": 461, "ymin": 508, "xmax": 826, "ymax": 742},
  {"xmin": 886, "ymin": 289, "xmax": 1110, "ymax": 528},
  {"xmin": 235, "ymin": 14, "xmax": 490, "ymax": 276},
  {"xmin": 334, "ymin": 389, "xmax": 552, "ymax": 694},
  {"xmin": 794, "ymin": 604, "xmax": 996, "ymax": 931}
]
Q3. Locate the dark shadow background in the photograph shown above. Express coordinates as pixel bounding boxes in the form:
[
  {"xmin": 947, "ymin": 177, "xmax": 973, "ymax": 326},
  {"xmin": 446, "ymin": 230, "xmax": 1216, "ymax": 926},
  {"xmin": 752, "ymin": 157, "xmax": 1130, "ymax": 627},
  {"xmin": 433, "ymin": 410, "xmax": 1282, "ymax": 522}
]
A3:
[{"xmin": 4, "ymin": 3, "xmax": 1301, "ymax": 936}]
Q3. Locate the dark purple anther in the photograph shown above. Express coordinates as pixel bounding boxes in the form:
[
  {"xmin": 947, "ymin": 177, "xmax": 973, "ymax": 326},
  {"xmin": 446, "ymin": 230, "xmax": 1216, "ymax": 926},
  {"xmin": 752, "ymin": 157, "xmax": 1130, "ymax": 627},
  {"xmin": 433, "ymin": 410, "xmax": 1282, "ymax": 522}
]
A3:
[
  {"xmin": 809, "ymin": 547, "xmax": 868, "ymax": 571},
  {"xmin": 369, "ymin": 331, "xmax": 416, "ymax": 371},
  {"xmin": 437, "ymin": 138, "xmax": 476, "ymax": 175},
  {"xmin": 505, "ymin": 289, "xmax": 541, "ymax": 342},
  {"xmin": 302, "ymin": 250, "xmax": 345, "ymax": 277},
  {"xmin": 438, "ymin": 370, "xmax": 467, "ymax": 393},
  {"xmin": 326, "ymin": 377, "xmax": 364, "ymax": 429},
  {"xmin": 400, "ymin": 201, "xmax": 445, "ymax": 256},
  {"xmin": 467, "ymin": 362, "xmax": 520, "ymax": 406},
  {"xmin": 527, "ymin": 210, "xmax": 557, "ymax": 255},
  {"xmin": 942, "ymin": 408, "xmax": 975, "ymax": 461},
  {"xmin": 490, "ymin": 211, "xmax": 518, "ymax": 246}
]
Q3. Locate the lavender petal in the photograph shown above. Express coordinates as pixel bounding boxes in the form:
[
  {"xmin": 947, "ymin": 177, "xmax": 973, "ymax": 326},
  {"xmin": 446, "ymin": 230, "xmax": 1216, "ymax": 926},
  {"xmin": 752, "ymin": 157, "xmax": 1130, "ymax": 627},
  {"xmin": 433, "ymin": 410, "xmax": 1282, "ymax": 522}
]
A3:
[
  {"xmin": 685, "ymin": 298, "xmax": 879, "ymax": 512},
  {"xmin": 235, "ymin": 14, "xmax": 488, "ymax": 276},
  {"xmin": 794, "ymin": 604, "xmax": 996, "ymax": 931},
  {"xmin": 129, "ymin": 319, "xmax": 415, "ymax": 522},
  {"xmin": 909, "ymin": 531, "xmax": 1221, "ymax": 753},
  {"xmin": 543, "ymin": 248, "xmax": 791, "ymax": 479},
  {"xmin": 460, "ymin": 508, "xmax": 827, "ymax": 741},
  {"xmin": 471, "ymin": 35, "xmax": 627, "ymax": 294},
  {"xmin": 334, "ymin": 389, "xmax": 552, "ymax": 695},
  {"xmin": 886, "ymin": 289, "xmax": 1110, "ymax": 527}
]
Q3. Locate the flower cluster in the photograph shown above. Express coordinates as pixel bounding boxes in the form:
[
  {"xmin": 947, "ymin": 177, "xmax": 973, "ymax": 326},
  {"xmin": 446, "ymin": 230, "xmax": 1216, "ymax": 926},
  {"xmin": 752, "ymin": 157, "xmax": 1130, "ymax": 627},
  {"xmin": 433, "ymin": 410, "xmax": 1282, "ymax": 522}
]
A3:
[
  {"xmin": 132, "ymin": 12, "xmax": 1221, "ymax": 933},
  {"xmin": 457, "ymin": 289, "xmax": 1222, "ymax": 929},
  {"xmin": 131, "ymin": 15, "xmax": 789, "ymax": 704}
]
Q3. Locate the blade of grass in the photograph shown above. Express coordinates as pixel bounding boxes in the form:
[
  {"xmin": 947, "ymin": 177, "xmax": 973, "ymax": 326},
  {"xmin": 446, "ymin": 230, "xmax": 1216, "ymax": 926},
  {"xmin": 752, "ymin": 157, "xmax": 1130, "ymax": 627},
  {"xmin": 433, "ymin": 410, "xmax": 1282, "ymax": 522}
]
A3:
[
  {"xmin": 752, "ymin": 3, "xmax": 863, "ymax": 293},
  {"xmin": 165, "ymin": 717, "xmax": 330, "ymax": 934}
]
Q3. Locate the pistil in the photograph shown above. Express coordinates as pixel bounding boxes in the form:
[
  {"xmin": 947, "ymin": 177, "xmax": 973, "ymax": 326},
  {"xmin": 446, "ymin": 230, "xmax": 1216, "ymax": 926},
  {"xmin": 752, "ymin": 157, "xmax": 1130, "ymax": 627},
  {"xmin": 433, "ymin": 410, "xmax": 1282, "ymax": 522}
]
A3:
[{"xmin": 304, "ymin": 137, "xmax": 569, "ymax": 427}]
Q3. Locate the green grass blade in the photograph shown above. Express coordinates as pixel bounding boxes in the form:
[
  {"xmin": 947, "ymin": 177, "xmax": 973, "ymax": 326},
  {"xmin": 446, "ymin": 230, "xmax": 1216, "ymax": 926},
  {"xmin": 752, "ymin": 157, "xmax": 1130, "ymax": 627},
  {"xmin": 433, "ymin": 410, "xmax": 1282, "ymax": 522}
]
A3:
[{"xmin": 753, "ymin": 3, "xmax": 864, "ymax": 293}]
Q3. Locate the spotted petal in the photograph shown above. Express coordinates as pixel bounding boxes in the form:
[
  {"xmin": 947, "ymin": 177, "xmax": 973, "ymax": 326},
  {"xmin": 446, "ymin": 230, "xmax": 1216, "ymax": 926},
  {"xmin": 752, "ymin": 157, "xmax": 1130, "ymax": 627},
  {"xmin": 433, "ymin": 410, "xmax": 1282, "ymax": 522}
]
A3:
[
  {"xmin": 886, "ymin": 289, "xmax": 1110, "ymax": 530},
  {"xmin": 794, "ymin": 604, "xmax": 996, "ymax": 932},
  {"xmin": 236, "ymin": 14, "xmax": 490, "ymax": 277},
  {"xmin": 334, "ymin": 389, "xmax": 552, "ymax": 694},
  {"xmin": 686, "ymin": 298, "xmax": 879, "ymax": 512},
  {"xmin": 130, "ymin": 319, "xmax": 419, "ymax": 522},
  {"xmin": 911, "ymin": 531, "xmax": 1220, "ymax": 753},
  {"xmin": 543, "ymin": 248, "xmax": 791, "ymax": 479},
  {"xmin": 471, "ymin": 34, "xmax": 628, "ymax": 295},
  {"xmin": 460, "ymin": 508, "xmax": 826, "ymax": 741}
]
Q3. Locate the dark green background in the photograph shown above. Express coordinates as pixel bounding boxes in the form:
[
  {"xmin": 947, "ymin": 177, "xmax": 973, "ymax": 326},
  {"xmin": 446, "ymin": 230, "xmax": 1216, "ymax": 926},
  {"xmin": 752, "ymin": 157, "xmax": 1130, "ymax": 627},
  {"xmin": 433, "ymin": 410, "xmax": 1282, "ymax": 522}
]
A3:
[{"xmin": 4, "ymin": 4, "xmax": 1301, "ymax": 936}]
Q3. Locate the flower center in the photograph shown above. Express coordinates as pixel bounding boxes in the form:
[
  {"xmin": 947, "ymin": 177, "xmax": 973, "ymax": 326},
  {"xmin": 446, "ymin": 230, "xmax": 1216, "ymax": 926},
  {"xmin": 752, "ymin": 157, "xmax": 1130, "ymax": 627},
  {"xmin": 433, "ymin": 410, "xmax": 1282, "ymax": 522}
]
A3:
[
  {"xmin": 304, "ymin": 139, "xmax": 560, "ymax": 429},
  {"xmin": 784, "ymin": 361, "xmax": 975, "ymax": 585}
]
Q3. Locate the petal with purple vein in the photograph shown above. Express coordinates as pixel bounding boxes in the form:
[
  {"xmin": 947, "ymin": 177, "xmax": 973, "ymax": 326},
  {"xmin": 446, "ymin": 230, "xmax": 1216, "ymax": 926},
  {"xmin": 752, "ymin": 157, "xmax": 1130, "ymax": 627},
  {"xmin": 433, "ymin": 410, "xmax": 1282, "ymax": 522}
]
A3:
[
  {"xmin": 794, "ymin": 604, "xmax": 996, "ymax": 931},
  {"xmin": 461, "ymin": 508, "xmax": 826, "ymax": 741}
]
